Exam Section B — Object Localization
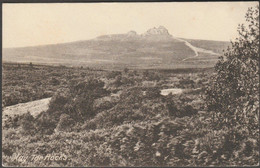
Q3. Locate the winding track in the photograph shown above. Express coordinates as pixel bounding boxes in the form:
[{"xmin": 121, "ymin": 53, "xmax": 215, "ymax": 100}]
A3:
[{"xmin": 173, "ymin": 37, "xmax": 220, "ymax": 61}]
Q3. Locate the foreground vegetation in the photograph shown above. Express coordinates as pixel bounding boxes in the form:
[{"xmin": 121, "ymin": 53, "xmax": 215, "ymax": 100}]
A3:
[
  {"xmin": 2, "ymin": 6, "xmax": 259, "ymax": 167},
  {"xmin": 2, "ymin": 63, "xmax": 104, "ymax": 107},
  {"xmin": 2, "ymin": 63, "xmax": 258, "ymax": 166}
]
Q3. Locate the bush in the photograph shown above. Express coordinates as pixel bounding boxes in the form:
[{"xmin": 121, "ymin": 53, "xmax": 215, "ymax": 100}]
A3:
[
  {"xmin": 179, "ymin": 78, "xmax": 195, "ymax": 88},
  {"xmin": 166, "ymin": 95, "xmax": 198, "ymax": 117},
  {"xmin": 81, "ymin": 119, "xmax": 97, "ymax": 130},
  {"xmin": 143, "ymin": 70, "xmax": 161, "ymax": 81},
  {"xmin": 47, "ymin": 78, "xmax": 109, "ymax": 122},
  {"xmin": 48, "ymin": 92, "xmax": 69, "ymax": 111},
  {"xmin": 49, "ymin": 77, "xmax": 60, "ymax": 86},
  {"xmin": 20, "ymin": 112, "xmax": 36, "ymax": 135},
  {"xmin": 34, "ymin": 112, "xmax": 57, "ymax": 135},
  {"xmin": 123, "ymin": 68, "xmax": 129, "ymax": 73},
  {"xmin": 56, "ymin": 114, "xmax": 75, "ymax": 132},
  {"xmin": 205, "ymin": 5, "xmax": 259, "ymax": 165},
  {"xmin": 145, "ymin": 87, "xmax": 161, "ymax": 99},
  {"xmin": 107, "ymin": 71, "xmax": 122, "ymax": 79},
  {"xmin": 206, "ymin": 6, "xmax": 259, "ymax": 135},
  {"xmin": 4, "ymin": 114, "xmax": 23, "ymax": 129},
  {"xmin": 167, "ymin": 101, "xmax": 197, "ymax": 118}
]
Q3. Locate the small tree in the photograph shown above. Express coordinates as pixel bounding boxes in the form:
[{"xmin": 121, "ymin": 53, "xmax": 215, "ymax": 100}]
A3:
[
  {"xmin": 29, "ymin": 62, "xmax": 33, "ymax": 68},
  {"xmin": 206, "ymin": 6, "xmax": 259, "ymax": 136}
]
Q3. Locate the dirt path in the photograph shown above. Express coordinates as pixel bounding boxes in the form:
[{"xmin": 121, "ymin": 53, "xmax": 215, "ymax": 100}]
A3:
[
  {"xmin": 2, "ymin": 97, "xmax": 52, "ymax": 119},
  {"xmin": 160, "ymin": 88, "xmax": 183, "ymax": 96},
  {"xmin": 174, "ymin": 37, "xmax": 220, "ymax": 61}
]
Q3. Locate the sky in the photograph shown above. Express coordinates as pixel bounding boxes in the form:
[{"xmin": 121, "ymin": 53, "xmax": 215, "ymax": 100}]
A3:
[{"xmin": 3, "ymin": 2, "xmax": 259, "ymax": 48}]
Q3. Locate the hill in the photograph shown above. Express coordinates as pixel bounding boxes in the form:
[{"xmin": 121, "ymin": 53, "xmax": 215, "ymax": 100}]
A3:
[{"xmin": 3, "ymin": 26, "xmax": 230, "ymax": 69}]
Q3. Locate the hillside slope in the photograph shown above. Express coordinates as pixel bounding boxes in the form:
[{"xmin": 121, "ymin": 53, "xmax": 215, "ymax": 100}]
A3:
[{"xmin": 3, "ymin": 26, "xmax": 229, "ymax": 69}]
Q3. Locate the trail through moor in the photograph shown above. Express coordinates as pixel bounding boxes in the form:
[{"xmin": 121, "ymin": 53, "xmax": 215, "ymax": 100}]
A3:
[{"xmin": 174, "ymin": 37, "xmax": 220, "ymax": 61}]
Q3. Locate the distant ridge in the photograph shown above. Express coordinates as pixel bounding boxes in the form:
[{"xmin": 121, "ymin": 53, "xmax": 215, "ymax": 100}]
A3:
[{"xmin": 3, "ymin": 26, "xmax": 230, "ymax": 69}]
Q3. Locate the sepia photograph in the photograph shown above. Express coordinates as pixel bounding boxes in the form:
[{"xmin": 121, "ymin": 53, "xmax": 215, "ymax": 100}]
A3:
[{"xmin": 1, "ymin": 1, "xmax": 259, "ymax": 167}]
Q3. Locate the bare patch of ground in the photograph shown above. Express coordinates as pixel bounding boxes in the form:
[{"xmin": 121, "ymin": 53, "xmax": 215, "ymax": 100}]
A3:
[{"xmin": 2, "ymin": 97, "xmax": 51, "ymax": 119}]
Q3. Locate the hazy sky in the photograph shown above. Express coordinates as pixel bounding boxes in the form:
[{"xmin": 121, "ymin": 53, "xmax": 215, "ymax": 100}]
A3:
[{"xmin": 3, "ymin": 2, "xmax": 258, "ymax": 48}]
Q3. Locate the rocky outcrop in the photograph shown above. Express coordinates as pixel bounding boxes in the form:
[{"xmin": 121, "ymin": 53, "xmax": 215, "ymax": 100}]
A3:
[
  {"xmin": 127, "ymin": 31, "xmax": 138, "ymax": 37},
  {"xmin": 142, "ymin": 26, "xmax": 170, "ymax": 36}
]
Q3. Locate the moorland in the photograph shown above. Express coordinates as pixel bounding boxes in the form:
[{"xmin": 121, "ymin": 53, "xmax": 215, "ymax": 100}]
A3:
[{"xmin": 2, "ymin": 7, "xmax": 259, "ymax": 167}]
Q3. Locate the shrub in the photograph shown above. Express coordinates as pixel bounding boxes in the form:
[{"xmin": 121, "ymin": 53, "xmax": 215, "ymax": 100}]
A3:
[
  {"xmin": 47, "ymin": 91, "xmax": 69, "ymax": 120},
  {"xmin": 81, "ymin": 119, "xmax": 97, "ymax": 130},
  {"xmin": 49, "ymin": 77, "xmax": 60, "ymax": 86},
  {"xmin": 179, "ymin": 78, "xmax": 195, "ymax": 88},
  {"xmin": 166, "ymin": 95, "xmax": 198, "ymax": 117},
  {"xmin": 145, "ymin": 87, "xmax": 161, "ymax": 99},
  {"xmin": 95, "ymin": 100, "xmax": 117, "ymax": 113},
  {"xmin": 29, "ymin": 62, "xmax": 33, "ymax": 68},
  {"xmin": 20, "ymin": 112, "xmax": 36, "ymax": 135},
  {"xmin": 123, "ymin": 68, "xmax": 129, "ymax": 74},
  {"xmin": 4, "ymin": 114, "xmax": 23, "ymax": 129},
  {"xmin": 46, "ymin": 78, "xmax": 109, "ymax": 123},
  {"xmin": 206, "ymin": 6, "xmax": 259, "ymax": 135},
  {"xmin": 205, "ymin": 6, "xmax": 259, "ymax": 165},
  {"xmin": 143, "ymin": 70, "xmax": 161, "ymax": 81},
  {"xmin": 107, "ymin": 71, "xmax": 122, "ymax": 79},
  {"xmin": 56, "ymin": 114, "xmax": 75, "ymax": 132},
  {"xmin": 34, "ymin": 112, "xmax": 57, "ymax": 135}
]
